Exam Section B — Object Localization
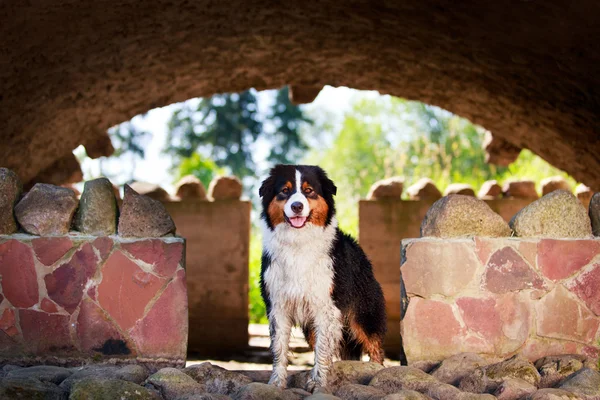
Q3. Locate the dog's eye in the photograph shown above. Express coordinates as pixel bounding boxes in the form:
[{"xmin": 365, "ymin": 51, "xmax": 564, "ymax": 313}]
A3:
[
  {"xmin": 281, "ymin": 187, "xmax": 290, "ymax": 194},
  {"xmin": 304, "ymin": 187, "xmax": 314, "ymax": 195}
]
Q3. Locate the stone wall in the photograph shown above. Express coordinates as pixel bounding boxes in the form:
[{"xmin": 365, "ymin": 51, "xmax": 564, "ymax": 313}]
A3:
[
  {"xmin": 0, "ymin": 235, "xmax": 187, "ymax": 368},
  {"xmin": 401, "ymin": 237, "xmax": 600, "ymax": 364},
  {"xmin": 358, "ymin": 198, "xmax": 533, "ymax": 357},
  {"xmin": 164, "ymin": 200, "xmax": 251, "ymax": 356}
]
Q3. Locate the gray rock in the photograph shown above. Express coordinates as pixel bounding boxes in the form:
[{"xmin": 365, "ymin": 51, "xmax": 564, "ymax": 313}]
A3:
[
  {"xmin": 478, "ymin": 180, "xmax": 502, "ymax": 200},
  {"xmin": 493, "ymin": 378, "xmax": 537, "ymax": 400},
  {"xmin": 288, "ymin": 362, "xmax": 384, "ymax": 392},
  {"xmin": 541, "ymin": 176, "xmax": 571, "ymax": 196},
  {"xmin": 118, "ymin": 185, "xmax": 176, "ymax": 237},
  {"xmin": 535, "ymin": 355, "xmax": 593, "ymax": 388},
  {"xmin": 420, "ymin": 195, "xmax": 511, "ymax": 238},
  {"xmin": 367, "ymin": 177, "xmax": 404, "ymax": 200},
  {"xmin": 0, "ymin": 377, "xmax": 67, "ymax": 400},
  {"xmin": 175, "ymin": 175, "xmax": 208, "ymax": 200},
  {"xmin": 115, "ymin": 364, "xmax": 150, "ymax": 384},
  {"xmin": 130, "ymin": 181, "xmax": 172, "ymax": 202},
  {"xmin": 73, "ymin": 177, "xmax": 118, "ymax": 235},
  {"xmin": 334, "ymin": 383, "xmax": 386, "ymax": 399},
  {"xmin": 369, "ymin": 366, "xmax": 438, "ymax": 394},
  {"xmin": 510, "ymin": 190, "xmax": 592, "ymax": 238},
  {"xmin": 424, "ymin": 382, "xmax": 463, "ymax": 400},
  {"xmin": 381, "ymin": 391, "xmax": 431, "ymax": 400},
  {"xmin": 304, "ymin": 394, "xmax": 341, "ymax": 400},
  {"xmin": 406, "ymin": 178, "xmax": 442, "ymax": 202},
  {"xmin": 6, "ymin": 365, "xmax": 72, "ymax": 385},
  {"xmin": 528, "ymin": 388, "xmax": 584, "ymax": 399},
  {"xmin": 503, "ymin": 180, "xmax": 539, "ymax": 199},
  {"xmin": 444, "ymin": 183, "xmax": 475, "ymax": 197},
  {"xmin": 169, "ymin": 394, "xmax": 231, "ymax": 400},
  {"xmin": 409, "ymin": 360, "xmax": 440, "ymax": 374},
  {"xmin": 232, "ymin": 382, "xmax": 298, "ymax": 400},
  {"xmin": 69, "ymin": 378, "xmax": 160, "ymax": 400},
  {"xmin": 0, "ymin": 168, "xmax": 22, "ymax": 234},
  {"xmin": 460, "ymin": 355, "xmax": 540, "ymax": 394},
  {"xmin": 61, "ymin": 364, "xmax": 148, "ymax": 390},
  {"xmin": 146, "ymin": 368, "xmax": 206, "ymax": 399},
  {"xmin": 15, "ymin": 183, "xmax": 78, "ymax": 235},
  {"xmin": 431, "ymin": 353, "xmax": 488, "ymax": 386},
  {"xmin": 209, "ymin": 176, "xmax": 243, "ymax": 200},
  {"xmin": 590, "ymin": 192, "xmax": 600, "ymax": 237},
  {"xmin": 558, "ymin": 368, "xmax": 600, "ymax": 398},
  {"xmin": 184, "ymin": 362, "xmax": 252, "ymax": 395}
]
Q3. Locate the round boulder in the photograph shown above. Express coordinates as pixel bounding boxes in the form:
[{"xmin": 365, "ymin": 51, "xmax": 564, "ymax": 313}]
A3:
[
  {"xmin": 367, "ymin": 177, "xmax": 404, "ymax": 200},
  {"xmin": 15, "ymin": 183, "xmax": 78, "ymax": 236},
  {"xmin": 444, "ymin": 183, "xmax": 475, "ymax": 197},
  {"xmin": 478, "ymin": 180, "xmax": 502, "ymax": 200},
  {"xmin": 510, "ymin": 190, "xmax": 592, "ymax": 238},
  {"xmin": 209, "ymin": 176, "xmax": 243, "ymax": 200},
  {"xmin": 541, "ymin": 176, "xmax": 571, "ymax": 196},
  {"xmin": 73, "ymin": 177, "xmax": 118, "ymax": 235},
  {"xmin": 406, "ymin": 178, "xmax": 442, "ymax": 202},
  {"xmin": 590, "ymin": 192, "xmax": 600, "ymax": 237},
  {"xmin": 118, "ymin": 185, "xmax": 176, "ymax": 237},
  {"xmin": 420, "ymin": 195, "xmax": 512, "ymax": 238},
  {"xmin": 503, "ymin": 180, "xmax": 539, "ymax": 199},
  {"xmin": 175, "ymin": 175, "xmax": 208, "ymax": 200}
]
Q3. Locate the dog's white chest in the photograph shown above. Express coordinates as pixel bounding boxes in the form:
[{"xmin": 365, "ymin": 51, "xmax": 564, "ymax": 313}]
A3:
[{"xmin": 262, "ymin": 221, "xmax": 337, "ymax": 323}]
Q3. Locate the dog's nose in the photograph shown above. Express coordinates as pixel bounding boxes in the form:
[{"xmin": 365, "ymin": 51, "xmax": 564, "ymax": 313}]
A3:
[{"xmin": 291, "ymin": 202, "xmax": 303, "ymax": 214}]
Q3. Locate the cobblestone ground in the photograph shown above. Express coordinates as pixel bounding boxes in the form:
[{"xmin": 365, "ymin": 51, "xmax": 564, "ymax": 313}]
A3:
[{"xmin": 0, "ymin": 325, "xmax": 598, "ymax": 399}]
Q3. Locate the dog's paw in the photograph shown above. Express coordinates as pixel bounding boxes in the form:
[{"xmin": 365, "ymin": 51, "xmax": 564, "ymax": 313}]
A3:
[
  {"xmin": 268, "ymin": 373, "xmax": 287, "ymax": 389},
  {"xmin": 305, "ymin": 375, "xmax": 327, "ymax": 393}
]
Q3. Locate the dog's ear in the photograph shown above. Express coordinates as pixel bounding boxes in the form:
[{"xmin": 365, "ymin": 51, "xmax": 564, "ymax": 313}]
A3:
[
  {"xmin": 259, "ymin": 174, "xmax": 275, "ymax": 198},
  {"xmin": 316, "ymin": 167, "xmax": 337, "ymax": 196}
]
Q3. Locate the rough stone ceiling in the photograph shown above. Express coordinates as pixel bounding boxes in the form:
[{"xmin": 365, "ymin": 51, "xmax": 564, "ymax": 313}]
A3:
[{"xmin": 1, "ymin": 1, "xmax": 599, "ymax": 188}]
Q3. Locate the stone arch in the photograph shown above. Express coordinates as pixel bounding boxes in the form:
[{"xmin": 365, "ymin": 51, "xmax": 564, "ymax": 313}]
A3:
[{"xmin": 2, "ymin": 1, "xmax": 599, "ymax": 187}]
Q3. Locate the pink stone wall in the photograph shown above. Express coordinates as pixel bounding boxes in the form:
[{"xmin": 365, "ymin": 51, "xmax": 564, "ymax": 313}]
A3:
[
  {"xmin": 0, "ymin": 235, "xmax": 187, "ymax": 367},
  {"xmin": 401, "ymin": 237, "xmax": 600, "ymax": 363},
  {"xmin": 358, "ymin": 198, "xmax": 532, "ymax": 356}
]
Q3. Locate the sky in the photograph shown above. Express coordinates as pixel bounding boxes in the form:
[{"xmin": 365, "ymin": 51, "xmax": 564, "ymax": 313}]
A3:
[{"xmin": 76, "ymin": 86, "xmax": 378, "ymax": 194}]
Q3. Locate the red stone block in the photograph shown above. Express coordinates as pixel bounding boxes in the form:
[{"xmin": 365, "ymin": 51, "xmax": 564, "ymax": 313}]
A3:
[
  {"xmin": 583, "ymin": 345, "xmax": 600, "ymax": 360},
  {"xmin": 402, "ymin": 297, "xmax": 465, "ymax": 359},
  {"xmin": 402, "ymin": 241, "xmax": 481, "ymax": 297},
  {"xmin": 32, "ymin": 237, "xmax": 73, "ymax": 266},
  {"xmin": 538, "ymin": 239, "xmax": 600, "ymax": 281},
  {"xmin": 87, "ymin": 286, "xmax": 97, "ymax": 301},
  {"xmin": 98, "ymin": 251, "xmax": 166, "ymax": 331},
  {"xmin": 0, "ymin": 240, "xmax": 39, "ymax": 308},
  {"xmin": 0, "ymin": 293, "xmax": 4, "ymax": 304},
  {"xmin": 0, "ymin": 308, "xmax": 18, "ymax": 337},
  {"xmin": 518, "ymin": 241, "xmax": 538, "ymax": 270},
  {"xmin": 19, "ymin": 309, "xmax": 73, "ymax": 354},
  {"xmin": 77, "ymin": 298, "xmax": 131, "ymax": 355},
  {"xmin": 522, "ymin": 337, "xmax": 580, "ymax": 362},
  {"xmin": 92, "ymin": 237, "xmax": 113, "ymax": 262},
  {"xmin": 121, "ymin": 240, "xmax": 183, "ymax": 277},
  {"xmin": 566, "ymin": 263, "xmax": 600, "ymax": 316},
  {"xmin": 130, "ymin": 269, "xmax": 187, "ymax": 358},
  {"xmin": 44, "ymin": 243, "xmax": 98, "ymax": 313},
  {"xmin": 483, "ymin": 247, "xmax": 545, "ymax": 294},
  {"xmin": 536, "ymin": 285, "xmax": 599, "ymax": 343},
  {"xmin": 457, "ymin": 297, "xmax": 502, "ymax": 345},
  {"xmin": 40, "ymin": 298, "xmax": 59, "ymax": 313},
  {"xmin": 474, "ymin": 237, "xmax": 495, "ymax": 265}
]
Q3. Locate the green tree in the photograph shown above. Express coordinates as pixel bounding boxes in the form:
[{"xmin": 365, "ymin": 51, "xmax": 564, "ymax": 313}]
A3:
[
  {"xmin": 104, "ymin": 121, "xmax": 151, "ymax": 182},
  {"xmin": 265, "ymin": 86, "xmax": 312, "ymax": 164}
]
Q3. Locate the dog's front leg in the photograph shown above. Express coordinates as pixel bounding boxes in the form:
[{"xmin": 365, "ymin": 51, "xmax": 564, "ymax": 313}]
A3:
[
  {"xmin": 268, "ymin": 307, "xmax": 292, "ymax": 388},
  {"xmin": 307, "ymin": 305, "xmax": 343, "ymax": 391}
]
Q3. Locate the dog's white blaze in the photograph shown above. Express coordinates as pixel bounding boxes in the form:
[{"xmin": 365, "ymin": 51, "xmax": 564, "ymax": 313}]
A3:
[
  {"xmin": 284, "ymin": 169, "xmax": 310, "ymax": 218},
  {"xmin": 262, "ymin": 216, "xmax": 343, "ymax": 387}
]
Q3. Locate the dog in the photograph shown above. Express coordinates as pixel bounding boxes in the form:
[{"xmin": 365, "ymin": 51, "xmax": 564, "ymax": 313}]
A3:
[{"xmin": 259, "ymin": 164, "xmax": 387, "ymax": 391}]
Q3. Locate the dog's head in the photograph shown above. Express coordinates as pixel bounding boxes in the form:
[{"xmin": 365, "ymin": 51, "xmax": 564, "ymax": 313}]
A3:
[{"xmin": 259, "ymin": 165, "xmax": 337, "ymax": 230}]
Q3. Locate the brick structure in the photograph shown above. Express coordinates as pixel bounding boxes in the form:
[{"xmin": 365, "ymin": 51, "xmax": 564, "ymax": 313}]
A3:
[
  {"xmin": 0, "ymin": 235, "xmax": 187, "ymax": 368},
  {"xmin": 401, "ymin": 237, "xmax": 600, "ymax": 363},
  {"xmin": 165, "ymin": 200, "xmax": 251, "ymax": 356},
  {"xmin": 358, "ymin": 198, "xmax": 532, "ymax": 357}
]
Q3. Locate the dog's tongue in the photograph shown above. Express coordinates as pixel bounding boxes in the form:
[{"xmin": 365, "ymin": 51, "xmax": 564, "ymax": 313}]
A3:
[{"xmin": 289, "ymin": 216, "xmax": 307, "ymax": 228}]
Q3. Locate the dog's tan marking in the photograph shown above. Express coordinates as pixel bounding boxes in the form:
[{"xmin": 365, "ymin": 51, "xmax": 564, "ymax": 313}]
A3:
[
  {"xmin": 349, "ymin": 313, "xmax": 385, "ymax": 364},
  {"xmin": 307, "ymin": 195, "xmax": 329, "ymax": 227},
  {"xmin": 268, "ymin": 181, "xmax": 292, "ymax": 226}
]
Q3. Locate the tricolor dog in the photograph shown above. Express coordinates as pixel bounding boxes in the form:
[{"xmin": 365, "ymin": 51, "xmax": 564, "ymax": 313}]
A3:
[{"xmin": 259, "ymin": 164, "xmax": 386, "ymax": 390}]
